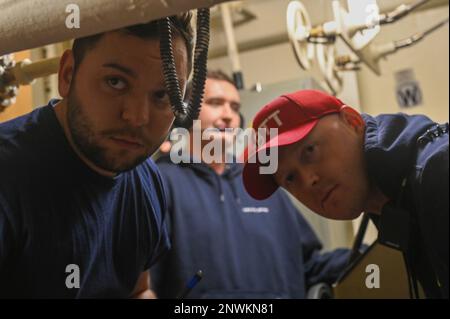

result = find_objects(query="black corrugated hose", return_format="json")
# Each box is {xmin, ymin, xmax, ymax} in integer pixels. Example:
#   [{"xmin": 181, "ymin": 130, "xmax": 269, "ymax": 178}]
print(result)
[{"xmin": 159, "ymin": 8, "xmax": 210, "ymax": 129}]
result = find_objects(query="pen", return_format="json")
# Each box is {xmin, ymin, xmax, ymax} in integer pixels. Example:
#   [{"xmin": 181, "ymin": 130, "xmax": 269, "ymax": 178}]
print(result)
[{"xmin": 177, "ymin": 270, "xmax": 203, "ymax": 299}]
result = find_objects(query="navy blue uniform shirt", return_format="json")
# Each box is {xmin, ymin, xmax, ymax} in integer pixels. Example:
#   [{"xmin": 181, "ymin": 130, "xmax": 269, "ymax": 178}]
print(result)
[
  {"xmin": 0, "ymin": 100, "xmax": 170, "ymax": 298},
  {"xmin": 363, "ymin": 113, "xmax": 448, "ymax": 298}
]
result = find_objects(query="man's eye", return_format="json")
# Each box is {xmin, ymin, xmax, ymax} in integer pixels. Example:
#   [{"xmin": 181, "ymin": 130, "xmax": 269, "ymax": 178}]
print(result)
[
  {"xmin": 299, "ymin": 144, "xmax": 317, "ymax": 164},
  {"xmin": 207, "ymin": 99, "xmax": 223, "ymax": 107},
  {"xmin": 153, "ymin": 90, "xmax": 171, "ymax": 109},
  {"xmin": 286, "ymin": 173, "xmax": 295, "ymax": 184},
  {"xmin": 302, "ymin": 144, "xmax": 316, "ymax": 159},
  {"xmin": 231, "ymin": 103, "xmax": 241, "ymax": 113},
  {"xmin": 154, "ymin": 90, "xmax": 168, "ymax": 101},
  {"xmin": 107, "ymin": 78, "xmax": 127, "ymax": 90}
]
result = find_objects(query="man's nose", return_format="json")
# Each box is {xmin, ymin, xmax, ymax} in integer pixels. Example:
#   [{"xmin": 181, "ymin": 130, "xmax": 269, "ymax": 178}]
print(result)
[
  {"xmin": 221, "ymin": 102, "xmax": 234, "ymax": 122},
  {"xmin": 121, "ymin": 96, "xmax": 150, "ymax": 127},
  {"xmin": 297, "ymin": 166, "xmax": 320, "ymax": 189}
]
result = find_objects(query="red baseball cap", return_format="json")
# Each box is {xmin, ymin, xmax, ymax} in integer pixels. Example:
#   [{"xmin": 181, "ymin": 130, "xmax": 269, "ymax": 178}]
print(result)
[{"xmin": 242, "ymin": 89, "xmax": 348, "ymax": 200}]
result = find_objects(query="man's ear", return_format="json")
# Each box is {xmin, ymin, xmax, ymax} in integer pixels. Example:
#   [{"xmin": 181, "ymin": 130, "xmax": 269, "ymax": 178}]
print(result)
[
  {"xmin": 339, "ymin": 105, "xmax": 365, "ymax": 135},
  {"xmin": 58, "ymin": 50, "xmax": 75, "ymax": 98}
]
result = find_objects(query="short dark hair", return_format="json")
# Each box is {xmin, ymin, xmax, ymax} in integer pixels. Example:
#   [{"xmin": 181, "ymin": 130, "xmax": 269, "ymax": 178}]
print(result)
[
  {"xmin": 72, "ymin": 13, "xmax": 193, "ymax": 73},
  {"xmin": 206, "ymin": 69, "xmax": 237, "ymax": 89},
  {"xmin": 183, "ymin": 69, "xmax": 238, "ymax": 103}
]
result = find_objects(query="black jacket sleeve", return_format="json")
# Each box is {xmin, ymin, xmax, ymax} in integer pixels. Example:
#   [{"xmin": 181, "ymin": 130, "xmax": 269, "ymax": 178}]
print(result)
[{"xmin": 415, "ymin": 141, "xmax": 449, "ymax": 298}]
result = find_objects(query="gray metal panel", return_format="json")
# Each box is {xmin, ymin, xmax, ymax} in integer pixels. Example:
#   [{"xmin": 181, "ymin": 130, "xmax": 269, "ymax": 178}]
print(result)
[{"xmin": 239, "ymin": 76, "xmax": 324, "ymax": 123}]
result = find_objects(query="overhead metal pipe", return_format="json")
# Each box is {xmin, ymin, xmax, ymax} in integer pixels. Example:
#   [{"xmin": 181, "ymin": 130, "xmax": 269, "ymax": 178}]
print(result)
[{"xmin": 0, "ymin": 0, "xmax": 232, "ymax": 56}]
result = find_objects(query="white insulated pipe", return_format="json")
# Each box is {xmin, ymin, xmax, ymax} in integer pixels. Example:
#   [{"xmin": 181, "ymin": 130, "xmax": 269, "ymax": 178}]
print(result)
[
  {"xmin": 0, "ymin": 0, "xmax": 232, "ymax": 56},
  {"xmin": 11, "ymin": 57, "xmax": 60, "ymax": 85},
  {"xmin": 220, "ymin": 3, "xmax": 242, "ymax": 74}
]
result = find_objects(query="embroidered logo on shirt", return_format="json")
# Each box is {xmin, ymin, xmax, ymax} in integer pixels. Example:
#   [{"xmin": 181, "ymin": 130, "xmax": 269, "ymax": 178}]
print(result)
[{"xmin": 242, "ymin": 207, "xmax": 270, "ymax": 214}]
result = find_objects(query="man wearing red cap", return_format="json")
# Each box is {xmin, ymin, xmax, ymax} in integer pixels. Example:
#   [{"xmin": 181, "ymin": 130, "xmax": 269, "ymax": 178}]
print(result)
[
  {"xmin": 243, "ymin": 90, "xmax": 448, "ymax": 299},
  {"xmin": 151, "ymin": 74, "xmax": 352, "ymax": 299}
]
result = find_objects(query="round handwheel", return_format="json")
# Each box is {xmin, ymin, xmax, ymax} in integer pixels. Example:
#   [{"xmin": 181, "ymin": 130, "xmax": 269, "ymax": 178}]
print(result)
[
  {"xmin": 316, "ymin": 43, "xmax": 343, "ymax": 95},
  {"xmin": 0, "ymin": 54, "xmax": 18, "ymax": 111},
  {"xmin": 287, "ymin": 1, "xmax": 314, "ymax": 70}
]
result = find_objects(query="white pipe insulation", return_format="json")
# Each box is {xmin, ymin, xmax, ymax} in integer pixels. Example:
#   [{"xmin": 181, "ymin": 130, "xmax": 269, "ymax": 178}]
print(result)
[
  {"xmin": 220, "ymin": 3, "xmax": 242, "ymax": 75},
  {"xmin": 0, "ymin": 0, "xmax": 232, "ymax": 56}
]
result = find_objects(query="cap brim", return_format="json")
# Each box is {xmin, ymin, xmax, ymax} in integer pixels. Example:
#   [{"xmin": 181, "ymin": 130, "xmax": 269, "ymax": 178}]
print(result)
[{"xmin": 242, "ymin": 120, "xmax": 319, "ymax": 200}]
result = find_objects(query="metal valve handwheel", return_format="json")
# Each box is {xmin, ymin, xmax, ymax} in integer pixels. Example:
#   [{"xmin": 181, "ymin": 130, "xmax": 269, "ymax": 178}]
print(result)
[
  {"xmin": 315, "ymin": 43, "xmax": 343, "ymax": 95},
  {"xmin": 0, "ymin": 54, "xmax": 19, "ymax": 111},
  {"xmin": 287, "ymin": 1, "xmax": 315, "ymax": 70}
]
